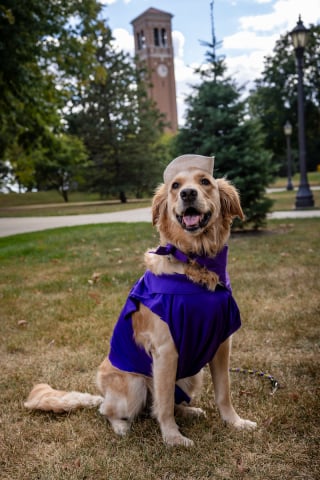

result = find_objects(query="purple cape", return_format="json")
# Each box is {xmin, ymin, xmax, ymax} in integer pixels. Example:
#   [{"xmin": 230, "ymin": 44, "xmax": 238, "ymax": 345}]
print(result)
[{"xmin": 109, "ymin": 248, "xmax": 241, "ymax": 402}]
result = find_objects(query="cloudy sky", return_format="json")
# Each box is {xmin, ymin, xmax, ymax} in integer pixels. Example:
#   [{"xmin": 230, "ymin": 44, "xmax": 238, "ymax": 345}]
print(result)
[{"xmin": 100, "ymin": 0, "xmax": 320, "ymax": 125}]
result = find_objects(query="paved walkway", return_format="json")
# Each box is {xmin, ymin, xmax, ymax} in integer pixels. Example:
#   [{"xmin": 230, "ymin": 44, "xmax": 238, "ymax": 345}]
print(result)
[
  {"xmin": 0, "ymin": 207, "xmax": 320, "ymax": 238},
  {"xmin": 266, "ymin": 186, "xmax": 320, "ymax": 193}
]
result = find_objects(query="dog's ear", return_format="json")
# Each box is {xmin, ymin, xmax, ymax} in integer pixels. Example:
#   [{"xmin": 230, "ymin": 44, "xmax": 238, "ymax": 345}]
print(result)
[
  {"xmin": 152, "ymin": 183, "xmax": 168, "ymax": 226},
  {"xmin": 217, "ymin": 178, "xmax": 245, "ymax": 220}
]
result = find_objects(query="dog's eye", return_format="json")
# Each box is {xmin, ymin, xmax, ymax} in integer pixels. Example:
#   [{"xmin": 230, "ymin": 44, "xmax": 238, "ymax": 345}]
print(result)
[
  {"xmin": 200, "ymin": 178, "xmax": 211, "ymax": 186},
  {"xmin": 172, "ymin": 182, "xmax": 180, "ymax": 190}
]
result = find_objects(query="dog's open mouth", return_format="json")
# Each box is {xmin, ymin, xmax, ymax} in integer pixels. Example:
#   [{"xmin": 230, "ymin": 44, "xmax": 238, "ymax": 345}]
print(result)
[{"xmin": 176, "ymin": 208, "xmax": 212, "ymax": 232}]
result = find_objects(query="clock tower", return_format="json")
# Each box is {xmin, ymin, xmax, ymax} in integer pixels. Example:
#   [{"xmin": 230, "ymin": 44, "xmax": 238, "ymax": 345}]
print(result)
[{"xmin": 131, "ymin": 8, "xmax": 178, "ymax": 132}]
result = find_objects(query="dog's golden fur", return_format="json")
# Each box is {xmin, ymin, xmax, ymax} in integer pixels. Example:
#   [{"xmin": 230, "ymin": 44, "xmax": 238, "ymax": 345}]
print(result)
[
  {"xmin": 146, "ymin": 171, "xmax": 244, "ymax": 290},
  {"xmin": 25, "ymin": 167, "xmax": 256, "ymax": 446}
]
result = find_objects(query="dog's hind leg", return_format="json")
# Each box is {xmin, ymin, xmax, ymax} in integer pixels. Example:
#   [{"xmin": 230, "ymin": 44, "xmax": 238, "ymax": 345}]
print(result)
[
  {"xmin": 175, "ymin": 372, "xmax": 206, "ymax": 418},
  {"xmin": 97, "ymin": 358, "xmax": 148, "ymax": 436},
  {"xmin": 209, "ymin": 337, "xmax": 257, "ymax": 430},
  {"xmin": 24, "ymin": 383, "xmax": 103, "ymax": 413}
]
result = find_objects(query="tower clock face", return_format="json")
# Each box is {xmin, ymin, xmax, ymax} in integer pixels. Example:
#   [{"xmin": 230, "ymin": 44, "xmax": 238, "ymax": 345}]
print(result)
[{"xmin": 157, "ymin": 63, "xmax": 168, "ymax": 77}]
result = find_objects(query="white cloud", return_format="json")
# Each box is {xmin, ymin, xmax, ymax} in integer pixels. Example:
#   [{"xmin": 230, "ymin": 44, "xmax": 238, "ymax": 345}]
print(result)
[
  {"xmin": 100, "ymin": 0, "xmax": 132, "ymax": 4},
  {"xmin": 222, "ymin": 28, "xmax": 277, "ymax": 91},
  {"xmin": 225, "ymin": 51, "xmax": 267, "ymax": 89},
  {"xmin": 171, "ymin": 30, "xmax": 202, "ymax": 124},
  {"xmin": 111, "ymin": 27, "xmax": 134, "ymax": 56},
  {"xmin": 222, "ymin": 0, "xmax": 320, "ymax": 94},
  {"xmin": 100, "ymin": 0, "xmax": 117, "ymax": 5},
  {"xmin": 223, "ymin": 31, "xmax": 278, "ymax": 50},
  {"xmin": 239, "ymin": 0, "xmax": 320, "ymax": 32},
  {"xmin": 174, "ymin": 57, "xmax": 199, "ymax": 124},
  {"xmin": 172, "ymin": 30, "xmax": 184, "ymax": 59},
  {"xmin": 172, "ymin": 31, "xmax": 197, "ymax": 83}
]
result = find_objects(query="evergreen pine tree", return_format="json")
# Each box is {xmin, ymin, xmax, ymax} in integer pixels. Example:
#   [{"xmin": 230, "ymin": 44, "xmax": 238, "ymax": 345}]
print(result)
[
  {"xmin": 174, "ymin": 35, "xmax": 275, "ymax": 228},
  {"xmin": 67, "ymin": 27, "xmax": 166, "ymax": 200}
]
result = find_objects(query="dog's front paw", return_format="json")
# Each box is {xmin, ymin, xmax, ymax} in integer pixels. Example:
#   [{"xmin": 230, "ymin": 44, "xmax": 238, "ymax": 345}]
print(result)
[
  {"xmin": 231, "ymin": 418, "xmax": 257, "ymax": 430},
  {"xmin": 185, "ymin": 264, "xmax": 219, "ymax": 291},
  {"xmin": 163, "ymin": 432, "xmax": 194, "ymax": 447},
  {"xmin": 109, "ymin": 418, "xmax": 132, "ymax": 436}
]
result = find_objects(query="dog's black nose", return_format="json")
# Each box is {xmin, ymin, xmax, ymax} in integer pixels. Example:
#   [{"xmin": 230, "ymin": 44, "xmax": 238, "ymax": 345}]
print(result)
[{"xmin": 180, "ymin": 188, "xmax": 198, "ymax": 202}]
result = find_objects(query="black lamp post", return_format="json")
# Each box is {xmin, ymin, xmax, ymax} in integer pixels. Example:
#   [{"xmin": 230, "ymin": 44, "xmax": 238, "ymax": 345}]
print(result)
[
  {"xmin": 290, "ymin": 16, "xmax": 314, "ymax": 208},
  {"xmin": 283, "ymin": 121, "xmax": 294, "ymax": 191}
]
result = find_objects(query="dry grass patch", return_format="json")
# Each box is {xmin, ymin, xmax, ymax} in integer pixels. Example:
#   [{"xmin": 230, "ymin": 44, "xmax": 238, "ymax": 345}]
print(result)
[{"xmin": 0, "ymin": 220, "xmax": 319, "ymax": 479}]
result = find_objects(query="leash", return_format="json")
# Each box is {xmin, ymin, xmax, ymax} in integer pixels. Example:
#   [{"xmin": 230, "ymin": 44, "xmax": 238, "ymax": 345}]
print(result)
[{"xmin": 229, "ymin": 367, "xmax": 280, "ymax": 395}]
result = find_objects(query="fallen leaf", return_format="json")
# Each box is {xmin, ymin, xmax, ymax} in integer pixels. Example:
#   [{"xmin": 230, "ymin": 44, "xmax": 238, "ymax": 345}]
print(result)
[
  {"xmin": 17, "ymin": 320, "xmax": 27, "ymax": 327},
  {"xmin": 236, "ymin": 456, "xmax": 249, "ymax": 474},
  {"xmin": 288, "ymin": 392, "xmax": 299, "ymax": 402},
  {"xmin": 88, "ymin": 292, "xmax": 101, "ymax": 304},
  {"xmin": 88, "ymin": 272, "xmax": 101, "ymax": 284},
  {"xmin": 239, "ymin": 390, "xmax": 255, "ymax": 396},
  {"xmin": 262, "ymin": 416, "xmax": 274, "ymax": 428}
]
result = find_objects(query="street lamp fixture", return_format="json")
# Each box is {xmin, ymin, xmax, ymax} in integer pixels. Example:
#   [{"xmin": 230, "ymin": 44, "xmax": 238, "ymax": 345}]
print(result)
[
  {"xmin": 290, "ymin": 16, "xmax": 314, "ymax": 208},
  {"xmin": 283, "ymin": 121, "xmax": 293, "ymax": 191},
  {"xmin": 290, "ymin": 16, "xmax": 308, "ymax": 50}
]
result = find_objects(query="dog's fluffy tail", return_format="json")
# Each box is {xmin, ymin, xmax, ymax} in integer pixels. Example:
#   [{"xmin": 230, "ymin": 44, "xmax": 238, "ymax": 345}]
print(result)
[{"xmin": 24, "ymin": 383, "xmax": 104, "ymax": 413}]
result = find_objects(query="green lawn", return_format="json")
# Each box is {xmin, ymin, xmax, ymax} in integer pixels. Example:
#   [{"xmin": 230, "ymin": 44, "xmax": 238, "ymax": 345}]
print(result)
[
  {"xmin": 270, "ymin": 171, "xmax": 320, "ymax": 188},
  {"xmin": 269, "ymin": 188, "xmax": 320, "ymax": 211},
  {"xmin": 0, "ymin": 198, "xmax": 151, "ymax": 217},
  {"xmin": 1, "ymin": 172, "xmax": 319, "ymax": 217},
  {"xmin": 0, "ymin": 190, "xmax": 103, "ymax": 207},
  {"xmin": 0, "ymin": 220, "xmax": 319, "ymax": 479}
]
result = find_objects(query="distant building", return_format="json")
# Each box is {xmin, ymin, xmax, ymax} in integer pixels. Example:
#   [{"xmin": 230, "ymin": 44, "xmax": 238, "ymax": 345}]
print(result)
[{"xmin": 131, "ymin": 8, "xmax": 178, "ymax": 133}]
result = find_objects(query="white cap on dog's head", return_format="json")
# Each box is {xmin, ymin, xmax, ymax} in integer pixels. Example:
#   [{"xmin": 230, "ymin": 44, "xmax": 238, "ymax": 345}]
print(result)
[{"xmin": 163, "ymin": 154, "xmax": 215, "ymax": 184}]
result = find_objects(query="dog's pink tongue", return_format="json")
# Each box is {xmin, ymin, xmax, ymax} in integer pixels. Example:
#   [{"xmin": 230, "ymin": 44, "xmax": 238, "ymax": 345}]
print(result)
[{"xmin": 183, "ymin": 214, "xmax": 200, "ymax": 227}]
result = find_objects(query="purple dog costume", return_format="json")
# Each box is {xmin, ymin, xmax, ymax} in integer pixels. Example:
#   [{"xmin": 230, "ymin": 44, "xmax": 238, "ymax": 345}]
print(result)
[{"xmin": 109, "ymin": 245, "xmax": 241, "ymax": 403}]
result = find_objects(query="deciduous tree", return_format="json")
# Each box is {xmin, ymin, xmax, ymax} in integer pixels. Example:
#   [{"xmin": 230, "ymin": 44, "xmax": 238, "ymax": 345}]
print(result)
[
  {"xmin": 0, "ymin": 0, "xmax": 103, "ymax": 190},
  {"xmin": 67, "ymin": 29, "xmax": 166, "ymax": 200},
  {"xmin": 249, "ymin": 24, "xmax": 320, "ymax": 174}
]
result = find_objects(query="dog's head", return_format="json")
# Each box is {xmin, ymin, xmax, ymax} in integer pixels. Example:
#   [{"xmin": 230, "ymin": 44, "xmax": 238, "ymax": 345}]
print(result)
[{"xmin": 152, "ymin": 164, "xmax": 244, "ymax": 256}]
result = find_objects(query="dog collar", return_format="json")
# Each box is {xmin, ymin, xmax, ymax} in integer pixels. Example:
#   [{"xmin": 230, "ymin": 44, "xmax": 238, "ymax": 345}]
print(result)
[{"xmin": 151, "ymin": 243, "xmax": 229, "ymax": 275}]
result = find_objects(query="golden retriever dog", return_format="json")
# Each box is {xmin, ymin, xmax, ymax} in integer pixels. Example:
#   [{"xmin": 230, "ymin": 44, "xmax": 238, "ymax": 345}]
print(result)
[{"xmin": 25, "ymin": 154, "xmax": 257, "ymax": 447}]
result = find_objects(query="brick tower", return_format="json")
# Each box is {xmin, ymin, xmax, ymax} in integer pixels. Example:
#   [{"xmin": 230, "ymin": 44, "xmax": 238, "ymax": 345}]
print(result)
[{"xmin": 131, "ymin": 8, "xmax": 178, "ymax": 132}]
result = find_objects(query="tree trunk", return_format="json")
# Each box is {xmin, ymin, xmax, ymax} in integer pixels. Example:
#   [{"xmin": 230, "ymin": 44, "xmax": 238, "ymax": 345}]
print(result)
[
  {"xmin": 61, "ymin": 189, "xmax": 69, "ymax": 202},
  {"xmin": 119, "ymin": 191, "xmax": 127, "ymax": 203}
]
